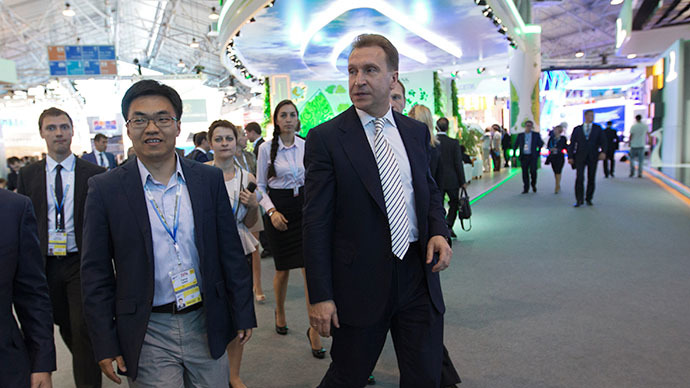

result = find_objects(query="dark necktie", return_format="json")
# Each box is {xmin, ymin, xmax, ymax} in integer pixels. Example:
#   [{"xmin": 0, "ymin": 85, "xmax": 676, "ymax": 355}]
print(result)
[
  {"xmin": 55, "ymin": 164, "xmax": 65, "ymax": 229},
  {"xmin": 99, "ymin": 152, "xmax": 105, "ymax": 167}
]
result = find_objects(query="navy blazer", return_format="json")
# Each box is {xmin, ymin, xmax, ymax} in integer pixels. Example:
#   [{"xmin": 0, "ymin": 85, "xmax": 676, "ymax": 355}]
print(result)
[
  {"xmin": 82, "ymin": 151, "xmax": 117, "ymax": 169},
  {"xmin": 303, "ymin": 106, "xmax": 448, "ymax": 327},
  {"xmin": 569, "ymin": 123, "xmax": 606, "ymax": 165},
  {"xmin": 0, "ymin": 190, "xmax": 56, "ymax": 386},
  {"xmin": 81, "ymin": 157, "xmax": 256, "ymax": 380},
  {"xmin": 513, "ymin": 132, "xmax": 544, "ymax": 158},
  {"xmin": 17, "ymin": 157, "xmax": 105, "ymax": 255}
]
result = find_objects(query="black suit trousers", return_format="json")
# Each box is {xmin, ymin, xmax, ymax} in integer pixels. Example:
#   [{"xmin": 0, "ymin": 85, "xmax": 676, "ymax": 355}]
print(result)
[
  {"xmin": 443, "ymin": 187, "xmax": 460, "ymax": 229},
  {"xmin": 575, "ymin": 157, "xmax": 598, "ymax": 202},
  {"xmin": 319, "ymin": 244, "xmax": 443, "ymax": 388},
  {"xmin": 603, "ymin": 152, "xmax": 615, "ymax": 177},
  {"xmin": 46, "ymin": 254, "xmax": 102, "ymax": 388},
  {"xmin": 520, "ymin": 154, "xmax": 538, "ymax": 190}
]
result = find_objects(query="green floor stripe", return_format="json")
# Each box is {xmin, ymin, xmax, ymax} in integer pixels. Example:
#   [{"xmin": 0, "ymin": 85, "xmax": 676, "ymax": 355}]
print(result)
[{"xmin": 469, "ymin": 169, "xmax": 520, "ymax": 205}]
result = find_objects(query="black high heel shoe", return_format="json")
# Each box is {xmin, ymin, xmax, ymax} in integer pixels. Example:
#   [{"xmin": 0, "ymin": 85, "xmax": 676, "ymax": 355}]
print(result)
[
  {"xmin": 275, "ymin": 310, "xmax": 288, "ymax": 335},
  {"xmin": 307, "ymin": 327, "xmax": 326, "ymax": 359}
]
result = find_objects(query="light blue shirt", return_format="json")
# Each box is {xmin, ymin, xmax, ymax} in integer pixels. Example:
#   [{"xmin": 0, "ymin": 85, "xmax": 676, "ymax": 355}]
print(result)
[
  {"xmin": 137, "ymin": 156, "xmax": 202, "ymax": 306},
  {"xmin": 523, "ymin": 132, "xmax": 532, "ymax": 155},
  {"xmin": 256, "ymin": 136, "xmax": 305, "ymax": 210},
  {"xmin": 356, "ymin": 106, "xmax": 419, "ymax": 242}
]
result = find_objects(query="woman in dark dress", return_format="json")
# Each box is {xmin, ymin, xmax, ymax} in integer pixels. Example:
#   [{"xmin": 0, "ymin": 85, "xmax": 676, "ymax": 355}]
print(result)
[
  {"xmin": 256, "ymin": 100, "xmax": 326, "ymax": 358},
  {"xmin": 547, "ymin": 125, "xmax": 568, "ymax": 193}
]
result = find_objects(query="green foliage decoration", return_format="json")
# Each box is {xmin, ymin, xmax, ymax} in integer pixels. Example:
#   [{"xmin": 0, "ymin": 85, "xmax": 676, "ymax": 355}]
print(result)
[
  {"xmin": 451, "ymin": 78, "xmax": 459, "ymax": 119},
  {"xmin": 460, "ymin": 126, "xmax": 482, "ymax": 157},
  {"xmin": 262, "ymin": 77, "xmax": 271, "ymax": 130},
  {"xmin": 299, "ymin": 91, "xmax": 334, "ymax": 136},
  {"xmin": 433, "ymin": 71, "xmax": 444, "ymax": 116}
]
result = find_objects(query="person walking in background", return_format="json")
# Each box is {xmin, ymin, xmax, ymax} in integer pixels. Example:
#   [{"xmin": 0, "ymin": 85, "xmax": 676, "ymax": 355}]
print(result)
[
  {"xmin": 568, "ymin": 110, "xmax": 607, "ymax": 207},
  {"xmin": 501, "ymin": 128, "xmax": 512, "ymax": 167},
  {"xmin": 304, "ymin": 33, "xmax": 452, "ymax": 388},
  {"xmin": 490, "ymin": 124, "xmax": 502, "ymax": 171},
  {"xmin": 235, "ymin": 127, "xmax": 257, "ymax": 174},
  {"xmin": 256, "ymin": 99, "xmax": 326, "ymax": 358},
  {"xmin": 408, "ymin": 104, "xmax": 442, "ymax": 186},
  {"xmin": 186, "ymin": 131, "xmax": 213, "ymax": 163},
  {"xmin": 628, "ymin": 115, "xmax": 648, "ymax": 178},
  {"xmin": 206, "ymin": 119, "xmax": 261, "ymax": 388},
  {"xmin": 602, "ymin": 121, "xmax": 619, "ymax": 178},
  {"xmin": 513, "ymin": 120, "xmax": 544, "ymax": 194},
  {"xmin": 17, "ymin": 107, "xmax": 105, "ymax": 388},
  {"xmin": 81, "ymin": 80, "xmax": 255, "ymax": 386},
  {"xmin": 245, "ymin": 122, "xmax": 265, "ymax": 158},
  {"xmin": 6, "ymin": 156, "xmax": 22, "ymax": 191},
  {"xmin": 546, "ymin": 125, "xmax": 568, "ymax": 193},
  {"xmin": 481, "ymin": 128, "xmax": 492, "ymax": 173},
  {"xmin": 82, "ymin": 133, "xmax": 117, "ymax": 169},
  {"xmin": 436, "ymin": 117, "xmax": 467, "ymax": 239},
  {"xmin": 0, "ymin": 189, "xmax": 56, "ymax": 388}
]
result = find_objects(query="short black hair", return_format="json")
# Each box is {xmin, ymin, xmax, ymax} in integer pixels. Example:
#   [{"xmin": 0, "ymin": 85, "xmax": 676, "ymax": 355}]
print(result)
[
  {"xmin": 121, "ymin": 80, "xmax": 183, "ymax": 120},
  {"xmin": 350, "ymin": 34, "xmax": 399, "ymax": 71},
  {"xmin": 7, "ymin": 156, "xmax": 20, "ymax": 165},
  {"xmin": 584, "ymin": 109, "xmax": 594, "ymax": 116},
  {"xmin": 436, "ymin": 117, "xmax": 449, "ymax": 132},
  {"xmin": 94, "ymin": 133, "xmax": 108, "ymax": 142},
  {"xmin": 245, "ymin": 121, "xmax": 262, "ymax": 135},
  {"xmin": 525, "ymin": 120, "xmax": 534, "ymax": 125},
  {"xmin": 193, "ymin": 131, "xmax": 208, "ymax": 146},
  {"xmin": 635, "ymin": 114, "xmax": 642, "ymax": 121},
  {"xmin": 38, "ymin": 107, "xmax": 73, "ymax": 131}
]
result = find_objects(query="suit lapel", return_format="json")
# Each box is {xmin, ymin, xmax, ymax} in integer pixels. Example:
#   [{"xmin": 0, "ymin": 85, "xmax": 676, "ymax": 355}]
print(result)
[
  {"xmin": 180, "ymin": 158, "xmax": 205, "ymax": 263},
  {"xmin": 337, "ymin": 106, "xmax": 386, "ymax": 214},
  {"xmin": 120, "ymin": 158, "xmax": 154, "ymax": 265}
]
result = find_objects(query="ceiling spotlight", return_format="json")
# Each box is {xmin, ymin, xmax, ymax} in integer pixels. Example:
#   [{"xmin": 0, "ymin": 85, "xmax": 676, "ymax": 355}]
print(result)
[
  {"xmin": 209, "ymin": 6, "xmax": 219, "ymax": 20},
  {"xmin": 627, "ymin": 54, "xmax": 637, "ymax": 59},
  {"xmin": 498, "ymin": 26, "xmax": 507, "ymax": 34},
  {"xmin": 62, "ymin": 3, "xmax": 75, "ymax": 17},
  {"xmin": 247, "ymin": 17, "xmax": 256, "ymax": 24},
  {"xmin": 474, "ymin": 0, "xmax": 487, "ymax": 5},
  {"xmin": 177, "ymin": 59, "xmax": 185, "ymax": 68},
  {"xmin": 235, "ymin": 30, "xmax": 241, "ymax": 37},
  {"xmin": 509, "ymin": 42, "xmax": 517, "ymax": 49},
  {"xmin": 610, "ymin": 0, "xmax": 624, "ymax": 4},
  {"xmin": 575, "ymin": 51, "xmax": 585, "ymax": 58},
  {"xmin": 189, "ymin": 38, "xmax": 199, "ymax": 48},
  {"xmin": 477, "ymin": 67, "xmax": 486, "ymax": 74},
  {"xmin": 482, "ymin": 7, "xmax": 493, "ymax": 17}
]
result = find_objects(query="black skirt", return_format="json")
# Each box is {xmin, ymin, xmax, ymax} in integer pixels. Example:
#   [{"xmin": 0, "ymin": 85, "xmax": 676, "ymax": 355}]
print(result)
[
  {"xmin": 264, "ymin": 187, "xmax": 304, "ymax": 271},
  {"xmin": 550, "ymin": 154, "xmax": 565, "ymax": 174}
]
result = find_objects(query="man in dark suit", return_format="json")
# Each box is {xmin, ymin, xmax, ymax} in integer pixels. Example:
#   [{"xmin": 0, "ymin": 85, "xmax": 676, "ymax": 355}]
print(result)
[
  {"xmin": 0, "ymin": 189, "xmax": 56, "ymax": 388},
  {"xmin": 6, "ymin": 156, "xmax": 21, "ymax": 191},
  {"xmin": 436, "ymin": 117, "xmax": 467, "ymax": 238},
  {"xmin": 82, "ymin": 133, "xmax": 117, "ymax": 169},
  {"xmin": 185, "ymin": 131, "xmax": 213, "ymax": 163},
  {"xmin": 569, "ymin": 110, "xmax": 607, "ymax": 207},
  {"xmin": 602, "ymin": 121, "xmax": 619, "ymax": 178},
  {"xmin": 245, "ymin": 122, "xmax": 264, "ymax": 158},
  {"xmin": 513, "ymin": 120, "xmax": 544, "ymax": 193},
  {"xmin": 17, "ymin": 107, "xmax": 105, "ymax": 388},
  {"xmin": 304, "ymin": 34, "xmax": 452, "ymax": 388},
  {"xmin": 81, "ymin": 80, "xmax": 255, "ymax": 386}
]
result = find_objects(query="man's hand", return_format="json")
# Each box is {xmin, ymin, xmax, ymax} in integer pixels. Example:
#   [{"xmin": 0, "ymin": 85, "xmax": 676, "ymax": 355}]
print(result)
[
  {"xmin": 99, "ymin": 356, "xmax": 127, "ymax": 384},
  {"xmin": 237, "ymin": 328, "xmax": 253, "ymax": 346},
  {"xmin": 309, "ymin": 300, "xmax": 339, "ymax": 337},
  {"xmin": 426, "ymin": 235, "xmax": 452, "ymax": 272},
  {"xmin": 270, "ymin": 211, "xmax": 288, "ymax": 231},
  {"xmin": 598, "ymin": 152, "xmax": 606, "ymax": 161},
  {"xmin": 568, "ymin": 158, "xmax": 574, "ymax": 165},
  {"xmin": 30, "ymin": 372, "xmax": 52, "ymax": 388}
]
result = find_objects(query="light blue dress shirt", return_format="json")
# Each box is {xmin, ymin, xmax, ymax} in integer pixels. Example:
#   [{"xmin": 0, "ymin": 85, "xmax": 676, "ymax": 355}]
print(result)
[
  {"xmin": 45, "ymin": 154, "xmax": 78, "ymax": 252},
  {"xmin": 524, "ymin": 132, "xmax": 533, "ymax": 155},
  {"xmin": 137, "ymin": 156, "xmax": 202, "ymax": 306},
  {"xmin": 355, "ymin": 106, "xmax": 419, "ymax": 242},
  {"xmin": 256, "ymin": 136, "xmax": 305, "ymax": 210}
]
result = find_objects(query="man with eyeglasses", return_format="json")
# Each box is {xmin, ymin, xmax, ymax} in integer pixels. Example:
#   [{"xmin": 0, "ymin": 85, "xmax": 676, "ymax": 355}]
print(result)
[
  {"xmin": 81, "ymin": 80, "xmax": 255, "ymax": 387},
  {"xmin": 17, "ymin": 107, "xmax": 105, "ymax": 388}
]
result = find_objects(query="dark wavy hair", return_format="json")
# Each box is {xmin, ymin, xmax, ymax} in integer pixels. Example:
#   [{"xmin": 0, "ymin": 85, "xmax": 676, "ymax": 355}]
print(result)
[{"xmin": 268, "ymin": 100, "xmax": 299, "ymax": 179}]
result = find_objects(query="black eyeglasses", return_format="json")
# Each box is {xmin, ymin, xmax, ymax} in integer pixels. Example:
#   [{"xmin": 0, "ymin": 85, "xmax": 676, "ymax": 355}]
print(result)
[{"xmin": 126, "ymin": 116, "xmax": 178, "ymax": 130}]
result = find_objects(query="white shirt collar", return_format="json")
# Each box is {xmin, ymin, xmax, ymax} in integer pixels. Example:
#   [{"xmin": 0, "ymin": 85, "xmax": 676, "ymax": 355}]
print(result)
[
  {"xmin": 46, "ymin": 154, "xmax": 76, "ymax": 173},
  {"xmin": 194, "ymin": 147, "xmax": 207, "ymax": 154},
  {"xmin": 277, "ymin": 136, "xmax": 301, "ymax": 151},
  {"xmin": 355, "ymin": 106, "xmax": 397, "ymax": 130},
  {"xmin": 137, "ymin": 154, "xmax": 187, "ymax": 188}
]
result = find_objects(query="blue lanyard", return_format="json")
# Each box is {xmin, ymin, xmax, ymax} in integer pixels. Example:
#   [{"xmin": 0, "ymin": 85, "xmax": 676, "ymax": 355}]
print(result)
[
  {"xmin": 144, "ymin": 176, "xmax": 183, "ymax": 263},
  {"xmin": 49, "ymin": 182, "xmax": 70, "ymax": 229}
]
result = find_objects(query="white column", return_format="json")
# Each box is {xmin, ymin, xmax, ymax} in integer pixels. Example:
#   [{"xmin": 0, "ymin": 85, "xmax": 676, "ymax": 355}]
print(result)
[{"xmin": 509, "ymin": 30, "xmax": 541, "ymax": 133}]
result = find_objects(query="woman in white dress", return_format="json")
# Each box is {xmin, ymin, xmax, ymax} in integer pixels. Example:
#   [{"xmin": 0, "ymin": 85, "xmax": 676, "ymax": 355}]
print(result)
[{"xmin": 206, "ymin": 119, "xmax": 259, "ymax": 388}]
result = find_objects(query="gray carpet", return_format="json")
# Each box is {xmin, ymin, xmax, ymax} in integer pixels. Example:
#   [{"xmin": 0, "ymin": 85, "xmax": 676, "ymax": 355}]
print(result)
[{"xmin": 55, "ymin": 162, "xmax": 690, "ymax": 387}]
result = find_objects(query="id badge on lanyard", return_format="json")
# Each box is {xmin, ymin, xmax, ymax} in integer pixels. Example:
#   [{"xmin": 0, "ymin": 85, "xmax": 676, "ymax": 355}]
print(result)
[
  {"xmin": 48, "ymin": 181, "xmax": 70, "ymax": 256},
  {"xmin": 145, "ymin": 179, "xmax": 202, "ymax": 311}
]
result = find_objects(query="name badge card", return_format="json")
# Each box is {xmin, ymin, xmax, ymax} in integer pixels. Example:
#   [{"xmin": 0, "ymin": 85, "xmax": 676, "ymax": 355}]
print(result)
[
  {"xmin": 170, "ymin": 268, "xmax": 202, "ymax": 310},
  {"xmin": 48, "ymin": 229, "xmax": 67, "ymax": 256}
]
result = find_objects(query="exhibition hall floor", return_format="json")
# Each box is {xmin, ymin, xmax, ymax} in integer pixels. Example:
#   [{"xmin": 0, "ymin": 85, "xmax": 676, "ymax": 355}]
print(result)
[{"xmin": 54, "ymin": 161, "xmax": 690, "ymax": 388}]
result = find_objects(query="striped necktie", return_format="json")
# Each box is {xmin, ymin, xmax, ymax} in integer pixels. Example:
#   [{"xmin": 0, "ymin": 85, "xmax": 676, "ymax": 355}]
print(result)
[{"xmin": 373, "ymin": 117, "xmax": 409, "ymax": 260}]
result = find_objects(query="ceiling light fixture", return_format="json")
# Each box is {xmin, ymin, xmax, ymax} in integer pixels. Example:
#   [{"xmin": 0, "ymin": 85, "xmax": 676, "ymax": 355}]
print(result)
[
  {"xmin": 610, "ymin": 0, "xmax": 624, "ymax": 5},
  {"xmin": 627, "ymin": 53, "xmax": 637, "ymax": 59},
  {"xmin": 474, "ymin": 0, "xmax": 487, "ymax": 5},
  {"xmin": 177, "ymin": 59, "xmax": 185, "ymax": 68},
  {"xmin": 63, "ymin": 3, "xmax": 75, "ymax": 17},
  {"xmin": 189, "ymin": 38, "xmax": 199, "ymax": 48},
  {"xmin": 209, "ymin": 7, "xmax": 219, "ymax": 20},
  {"xmin": 575, "ymin": 51, "xmax": 585, "ymax": 58},
  {"xmin": 247, "ymin": 17, "xmax": 256, "ymax": 24}
]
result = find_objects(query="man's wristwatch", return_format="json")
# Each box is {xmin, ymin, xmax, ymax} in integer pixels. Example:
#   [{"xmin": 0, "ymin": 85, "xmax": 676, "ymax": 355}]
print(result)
[{"xmin": 267, "ymin": 209, "xmax": 276, "ymax": 217}]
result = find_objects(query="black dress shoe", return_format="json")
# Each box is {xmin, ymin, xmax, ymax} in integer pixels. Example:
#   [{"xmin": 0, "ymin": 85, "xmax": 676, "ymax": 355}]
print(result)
[
  {"xmin": 586, "ymin": 200, "xmax": 593, "ymax": 206},
  {"xmin": 522, "ymin": 189, "xmax": 529, "ymax": 194},
  {"xmin": 275, "ymin": 311, "xmax": 288, "ymax": 335},
  {"xmin": 307, "ymin": 328, "xmax": 326, "ymax": 359},
  {"xmin": 450, "ymin": 230, "xmax": 457, "ymax": 238},
  {"xmin": 367, "ymin": 375, "xmax": 376, "ymax": 385},
  {"xmin": 532, "ymin": 185, "xmax": 537, "ymax": 192},
  {"xmin": 573, "ymin": 202, "xmax": 583, "ymax": 208}
]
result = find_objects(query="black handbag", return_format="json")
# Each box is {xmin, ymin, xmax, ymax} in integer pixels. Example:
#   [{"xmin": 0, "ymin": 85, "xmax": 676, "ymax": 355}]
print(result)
[{"xmin": 457, "ymin": 187, "xmax": 472, "ymax": 231}]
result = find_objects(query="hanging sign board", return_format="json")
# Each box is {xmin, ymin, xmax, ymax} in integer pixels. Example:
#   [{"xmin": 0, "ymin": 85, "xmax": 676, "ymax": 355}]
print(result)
[{"xmin": 48, "ymin": 45, "xmax": 117, "ymax": 76}]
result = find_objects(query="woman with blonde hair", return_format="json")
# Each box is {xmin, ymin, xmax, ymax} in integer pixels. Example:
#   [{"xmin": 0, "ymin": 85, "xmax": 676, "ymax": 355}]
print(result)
[{"xmin": 408, "ymin": 104, "xmax": 442, "ymax": 185}]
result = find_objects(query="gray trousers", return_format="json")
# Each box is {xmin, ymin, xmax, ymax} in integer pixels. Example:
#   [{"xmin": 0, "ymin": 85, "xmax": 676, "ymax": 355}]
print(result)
[
  {"xmin": 629, "ymin": 147, "xmax": 644, "ymax": 177},
  {"xmin": 128, "ymin": 309, "xmax": 229, "ymax": 388}
]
